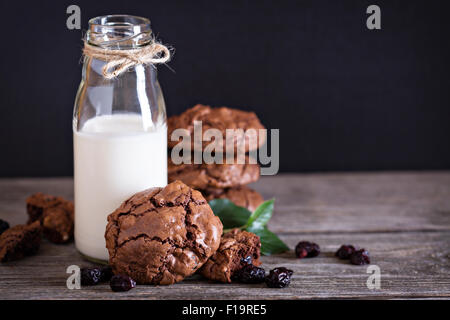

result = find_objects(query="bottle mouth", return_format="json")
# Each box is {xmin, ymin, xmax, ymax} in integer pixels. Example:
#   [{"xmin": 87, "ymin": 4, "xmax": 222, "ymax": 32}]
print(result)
[{"xmin": 87, "ymin": 15, "xmax": 152, "ymax": 49}]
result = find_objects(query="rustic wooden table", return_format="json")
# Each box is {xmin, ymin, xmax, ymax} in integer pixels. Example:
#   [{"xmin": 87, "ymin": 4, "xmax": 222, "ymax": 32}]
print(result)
[{"xmin": 0, "ymin": 173, "xmax": 449, "ymax": 299}]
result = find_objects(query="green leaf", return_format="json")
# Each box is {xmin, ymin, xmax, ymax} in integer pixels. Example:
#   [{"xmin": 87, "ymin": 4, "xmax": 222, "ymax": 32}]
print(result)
[
  {"xmin": 209, "ymin": 198, "xmax": 289, "ymax": 256},
  {"xmin": 208, "ymin": 199, "xmax": 252, "ymax": 229},
  {"xmin": 245, "ymin": 199, "xmax": 274, "ymax": 230},
  {"xmin": 247, "ymin": 226, "xmax": 289, "ymax": 256}
]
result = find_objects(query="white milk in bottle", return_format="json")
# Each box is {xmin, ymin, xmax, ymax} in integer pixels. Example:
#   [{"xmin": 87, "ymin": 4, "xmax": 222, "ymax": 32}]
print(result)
[
  {"xmin": 73, "ymin": 115, "xmax": 167, "ymax": 261},
  {"xmin": 73, "ymin": 15, "xmax": 170, "ymax": 261}
]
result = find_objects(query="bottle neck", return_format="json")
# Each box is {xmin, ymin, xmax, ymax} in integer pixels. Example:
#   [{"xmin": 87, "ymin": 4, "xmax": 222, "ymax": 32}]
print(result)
[{"xmin": 86, "ymin": 15, "xmax": 152, "ymax": 50}]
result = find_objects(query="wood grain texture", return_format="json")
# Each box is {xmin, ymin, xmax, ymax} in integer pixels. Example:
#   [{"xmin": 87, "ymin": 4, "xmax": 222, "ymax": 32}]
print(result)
[{"xmin": 0, "ymin": 173, "xmax": 449, "ymax": 299}]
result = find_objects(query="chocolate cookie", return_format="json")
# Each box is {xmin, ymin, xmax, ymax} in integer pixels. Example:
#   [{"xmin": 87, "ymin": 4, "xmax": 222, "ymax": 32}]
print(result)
[
  {"xmin": 168, "ymin": 157, "xmax": 260, "ymax": 190},
  {"xmin": 202, "ymin": 186, "xmax": 264, "ymax": 212},
  {"xmin": 168, "ymin": 104, "xmax": 266, "ymax": 152},
  {"xmin": 200, "ymin": 229, "xmax": 261, "ymax": 283},
  {"xmin": 105, "ymin": 180, "xmax": 223, "ymax": 285},
  {"xmin": 0, "ymin": 221, "xmax": 42, "ymax": 262},
  {"xmin": 26, "ymin": 193, "xmax": 74, "ymax": 244}
]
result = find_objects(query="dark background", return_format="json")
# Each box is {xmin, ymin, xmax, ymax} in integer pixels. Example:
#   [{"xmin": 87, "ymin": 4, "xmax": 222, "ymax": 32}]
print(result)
[{"xmin": 1, "ymin": 0, "xmax": 449, "ymax": 176}]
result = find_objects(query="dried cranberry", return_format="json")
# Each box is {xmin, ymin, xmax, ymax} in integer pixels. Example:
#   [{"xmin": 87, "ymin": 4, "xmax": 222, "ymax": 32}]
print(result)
[
  {"xmin": 350, "ymin": 249, "xmax": 370, "ymax": 265},
  {"xmin": 100, "ymin": 266, "xmax": 114, "ymax": 282},
  {"xmin": 0, "ymin": 219, "xmax": 10, "ymax": 236},
  {"xmin": 335, "ymin": 245, "xmax": 356, "ymax": 259},
  {"xmin": 295, "ymin": 241, "xmax": 320, "ymax": 258},
  {"xmin": 110, "ymin": 274, "xmax": 136, "ymax": 292},
  {"xmin": 265, "ymin": 267, "xmax": 293, "ymax": 288},
  {"xmin": 81, "ymin": 268, "xmax": 102, "ymax": 285},
  {"xmin": 241, "ymin": 255, "xmax": 253, "ymax": 265},
  {"xmin": 234, "ymin": 265, "xmax": 266, "ymax": 284}
]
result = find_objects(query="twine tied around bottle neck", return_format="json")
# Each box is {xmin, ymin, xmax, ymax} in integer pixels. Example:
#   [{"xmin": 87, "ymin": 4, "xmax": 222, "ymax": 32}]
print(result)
[{"xmin": 83, "ymin": 41, "xmax": 171, "ymax": 79}]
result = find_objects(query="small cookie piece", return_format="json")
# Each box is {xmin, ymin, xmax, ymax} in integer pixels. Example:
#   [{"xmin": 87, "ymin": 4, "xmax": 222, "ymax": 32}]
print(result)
[
  {"xmin": 200, "ymin": 229, "xmax": 261, "ymax": 283},
  {"xmin": 26, "ymin": 193, "xmax": 74, "ymax": 224},
  {"xmin": 26, "ymin": 193, "xmax": 74, "ymax": 244},
  {"xmin": 105, "ymin": 180, "xmax": 223, "ymax": 285},
  {"xmin": 168, "ymin": 104, "xmax": 266, "ymax": 152},
  {"xmin": 0, "ymin": 221, "xmax": 42, "ymax": 262},
  {"xmin": 202, "ymin": 186, "xmax": 264, "ymax": 212},
  {"xmin": 168, "ymin": 157, "xmax": 260, "ymax": 190}
]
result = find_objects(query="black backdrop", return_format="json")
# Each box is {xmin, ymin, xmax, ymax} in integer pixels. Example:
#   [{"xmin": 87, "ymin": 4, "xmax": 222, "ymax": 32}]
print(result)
[{"xmin": 0, "ymin": 0, "xmax": 449, "ymax": 176}]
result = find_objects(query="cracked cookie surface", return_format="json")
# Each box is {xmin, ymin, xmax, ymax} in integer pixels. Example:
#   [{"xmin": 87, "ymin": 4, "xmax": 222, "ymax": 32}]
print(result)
[
  {"xmin": 105, "ymin": 180, "xmax": 223, "ymax": 285},
  {"xmin": 168, "ymin": 104, "xmax": 266, "ymax": 152},
  {"xmin": 168, "ymin": 157, "xmax": 260, "ymax": 190}
]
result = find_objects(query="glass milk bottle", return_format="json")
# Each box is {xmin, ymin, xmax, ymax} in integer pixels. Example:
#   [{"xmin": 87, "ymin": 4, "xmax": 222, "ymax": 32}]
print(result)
[{"xmin": 73, "ymin": 15, "xmax": 169, "ymax": 262}]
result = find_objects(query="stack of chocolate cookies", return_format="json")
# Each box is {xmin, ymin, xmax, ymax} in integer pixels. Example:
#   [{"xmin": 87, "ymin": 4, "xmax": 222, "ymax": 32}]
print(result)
[{"xmin": 167, "ymin": 104, "xmax": 266, "ymax": 211}]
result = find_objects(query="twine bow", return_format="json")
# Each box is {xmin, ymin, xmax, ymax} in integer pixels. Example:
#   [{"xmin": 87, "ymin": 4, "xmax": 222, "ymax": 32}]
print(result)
[{"xmin": 83, "ymin": 41, "xmax": 171, "ymax": 79}]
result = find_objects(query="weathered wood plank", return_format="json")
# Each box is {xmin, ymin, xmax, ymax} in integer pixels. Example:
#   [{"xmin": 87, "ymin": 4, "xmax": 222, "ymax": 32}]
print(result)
[
  {"xmin": 0, "ymin": 178, "xmax": 74, "ymax": 226},
  {"xmin": 257, "ymin": 172, "xmax": 450, "ymax": 233},
  {"xmin": 0, "ymin": 231, "xmax": 448, "ymax": 299},
  {"xmin": 1, "ymin": 173, "xmax": 449, "ymax": 233},
  {"xmin": 0, "ymin": 173, "xmax": 449, "ymax": 299}
]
